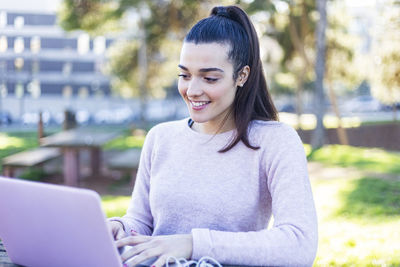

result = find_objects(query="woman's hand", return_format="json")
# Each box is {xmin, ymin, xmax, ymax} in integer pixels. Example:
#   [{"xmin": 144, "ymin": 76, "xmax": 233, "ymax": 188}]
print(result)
[
  {"xmin": 116, "ymin": 232, "xmax": 193, "ymax": 267},
  {"xmin": 108, "ymin": 220, "xmax": 126, "ymax": 240}
]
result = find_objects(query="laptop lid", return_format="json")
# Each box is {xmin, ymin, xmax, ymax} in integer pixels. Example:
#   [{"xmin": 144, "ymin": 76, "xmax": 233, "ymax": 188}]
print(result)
[{"xmin": 0, "ymin": 176, "xmax": 122, "ymax": 267}]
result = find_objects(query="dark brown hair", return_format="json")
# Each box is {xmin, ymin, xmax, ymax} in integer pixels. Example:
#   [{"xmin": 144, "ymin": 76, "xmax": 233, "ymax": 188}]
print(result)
[{"xmin": 185, "ymin": 6, "xmax": 278, "ymax": 152}]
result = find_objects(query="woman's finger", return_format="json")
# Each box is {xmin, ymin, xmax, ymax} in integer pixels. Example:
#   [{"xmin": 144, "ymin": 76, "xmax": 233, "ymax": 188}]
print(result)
[
  {"xmin": 115, "ymin": 228, "xmax": 126, "ymax": 240},
  {"xmin": 149, "ymin": 254, "xmax": 169, "ymax": 267},
  {"xmin": 124, "ymin": 248, "xmax": 159, "ymax": 267},
  {"xmin": 121, "ymin": 242, "xmax": 148, "ymax": 262},
  {"xmin": 115, "ymin": 235, "xmax": 151, "ymax": 248}
]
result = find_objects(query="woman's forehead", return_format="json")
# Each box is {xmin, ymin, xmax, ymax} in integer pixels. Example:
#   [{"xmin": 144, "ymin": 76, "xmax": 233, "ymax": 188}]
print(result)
[{"xmin": 179, "ymin": 42, "xmax": 232, "ymax": 71}]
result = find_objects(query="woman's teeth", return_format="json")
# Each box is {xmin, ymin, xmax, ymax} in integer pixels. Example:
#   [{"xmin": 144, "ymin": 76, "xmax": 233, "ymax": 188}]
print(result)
[{"xmin": 192, "ymin": 101, "xmax": 210, "ymax": 107}]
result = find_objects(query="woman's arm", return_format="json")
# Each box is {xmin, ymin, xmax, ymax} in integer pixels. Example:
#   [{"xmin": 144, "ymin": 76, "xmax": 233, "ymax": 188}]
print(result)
[
  {"xmin": 112, "ymin": 128, "xmax": 157, "ymax": 236},
  {"xmin": 191, "ymin": 127, "xmax": 318, "ymax": 266}
]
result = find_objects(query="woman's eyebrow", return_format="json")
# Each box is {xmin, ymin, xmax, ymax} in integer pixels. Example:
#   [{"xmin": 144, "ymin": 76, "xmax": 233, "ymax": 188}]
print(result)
[{"xmin": 178, "ymin": 64, "xmax": 224, "ymax": 73}]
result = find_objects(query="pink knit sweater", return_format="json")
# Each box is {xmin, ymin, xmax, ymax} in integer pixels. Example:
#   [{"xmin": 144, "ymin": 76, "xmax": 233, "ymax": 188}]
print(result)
[{"xmin": 115, "ymin": 118, "xmax": 318, "ymax": 266}]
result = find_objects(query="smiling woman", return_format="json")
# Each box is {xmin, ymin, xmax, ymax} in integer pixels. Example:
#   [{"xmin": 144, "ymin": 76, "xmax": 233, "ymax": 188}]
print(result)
[
  {"xmin": 107, "ymin": 5, "xmax": 318, "ymax": 267},
  {"xmin": 178, "ymin": 42, "xmax": 242, "ymax": 134}
]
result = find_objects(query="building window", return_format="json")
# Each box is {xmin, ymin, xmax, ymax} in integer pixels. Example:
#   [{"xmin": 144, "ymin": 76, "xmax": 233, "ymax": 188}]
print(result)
[
  {"xmin": 15, "ymin": 83, "xmax": 24, "ymax": 98},
  {"xmin": 94, "ymin": 36, "xmax": 105, "ymax": 54},
  {"xmin": 14, "ymin": 16, "xmax": 24, "ymax": 29},
  {"xmin": 14, "ymin": 37, "xmax": 24, "ymax": 54},
  {"xmin": 0, "ymin": 11, "xmax": 7, "ymax": 28},
  {"xmin": 14, "ymin": 58, "xmax": 24, "ymax": 71},
  {"xmin": 0, "ymin": 36, "xmax": 7, "ymax": 52},
  {"xmin": 27, "ymin": 79, "xmax": 41, "ymax": 98},
  {"xmin": 78, "ymin": 86, "xmax": 89, "ymax": 99},
  {"xmin": 78, "ymin": 33, "xmax": 89, "ymax": 55},
  {"xmin": 31, "ymin": 36, "xmax": 41, "ymax": 54},
  {"xmin": 62, "ymin": 85, "xmax": 73, "ymax": 98},
  {"xmin": 62, "ymin": 62, "xmax": 72, "ymax": 76},
  {"xmin": 94, "ymin": 60, "xmax": 103, "ymax": 73},
  {"xmin": 0, "ymin": 83, "xmax": 7, "ymax": 98},
  {"xmin": 32, "ymin": 60, "xmax": 39, "ymax": 73}
]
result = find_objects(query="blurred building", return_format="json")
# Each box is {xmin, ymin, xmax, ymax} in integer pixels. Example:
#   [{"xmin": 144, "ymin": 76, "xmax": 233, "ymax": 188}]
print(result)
[{"xmin": 0, "ymin": 10, "xmax": 114, "ymax": 99}]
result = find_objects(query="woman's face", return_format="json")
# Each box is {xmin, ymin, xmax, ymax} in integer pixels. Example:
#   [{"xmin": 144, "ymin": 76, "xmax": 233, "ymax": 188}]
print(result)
[{"xmin": 178, "ymin": 42, "xmax": 245, "ymax": 134}]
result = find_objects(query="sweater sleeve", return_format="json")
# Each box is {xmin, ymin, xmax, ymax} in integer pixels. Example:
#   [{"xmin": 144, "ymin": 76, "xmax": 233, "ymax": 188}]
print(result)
[
  {"xmin": 191, "ymin": 126, "xmax": 318, "ymax": 266},
  {"xmin": 112, "ymin": 128, "xmax": 156, "ymax": 236}
]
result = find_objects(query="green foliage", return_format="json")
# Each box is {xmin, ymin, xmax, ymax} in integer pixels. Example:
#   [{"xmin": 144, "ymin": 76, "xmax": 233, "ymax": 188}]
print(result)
[
  {"xmin": 370, "ymin": 0, "xmax": 400, "ymax": 106},
  {"xmin": 18, "ymin": 168, "xmax": 47, "ymax": 181},
  {"xmin": 58, "ymin": 0, "xmax": 121, "ymax": 34},
  {"xmin": 104, "ymin": 134, "xmax": 145, "ymax": 150},
  {"xmin": 58, "ymin": 0, "xmax": 209, "ymax": 98},
  {"xmin": 307, "ymin": 145, "xmax": 400, "ymax": 174},
  {"xmin": 325, "ymin": 1, "xmax": 363, "ymax": 91},
  {"xmin": 107, "ymin": 40, "xmax": 140, "ymax": 97},
  {"xmin": 0, "ymin": 132, "xmax": 39, "ymax": 173},
  {"xmin": 338, "ymin": 177, "xmax": 400, "ymax": 218},
  {"xmin": 101, "ymin": 195, "xmax": 131, "ymax": 217}
]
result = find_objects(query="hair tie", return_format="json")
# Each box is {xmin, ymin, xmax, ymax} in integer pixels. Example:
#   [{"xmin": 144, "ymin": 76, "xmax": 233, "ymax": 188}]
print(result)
[{"xmin": 215, "ymin": 6, "xmax": 230, "ymax": 19}]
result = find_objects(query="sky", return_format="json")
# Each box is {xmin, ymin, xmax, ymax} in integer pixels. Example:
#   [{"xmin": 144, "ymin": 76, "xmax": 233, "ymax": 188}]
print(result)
[{"xmin": 0, "ymin": 0, "xmax": 62, "ymax": 13}]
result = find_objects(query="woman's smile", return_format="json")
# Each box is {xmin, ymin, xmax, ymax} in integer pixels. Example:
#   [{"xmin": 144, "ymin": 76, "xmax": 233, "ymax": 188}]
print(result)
[
  {"xmin": 189, "ymin": 100, "xmax": 212, "ymax": 110},
  {"xmin": 178, "ymin": 42, "xmax": 240, "ymax": 134}
]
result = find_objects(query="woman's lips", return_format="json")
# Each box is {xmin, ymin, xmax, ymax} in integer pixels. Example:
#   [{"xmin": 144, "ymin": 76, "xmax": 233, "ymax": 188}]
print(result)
[{"xmin": 189, "ymin": 100, "xmax": 211, "ymax": 110}]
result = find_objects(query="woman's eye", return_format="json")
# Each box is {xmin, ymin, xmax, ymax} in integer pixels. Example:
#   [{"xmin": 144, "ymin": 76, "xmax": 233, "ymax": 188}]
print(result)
[
  {"xmin": 178, "ymin": 74, "xmax": 189, "ymax": 79},
  {"xmin": 204, "ymin": 77, "xmax": 218, "ymax": 82}
]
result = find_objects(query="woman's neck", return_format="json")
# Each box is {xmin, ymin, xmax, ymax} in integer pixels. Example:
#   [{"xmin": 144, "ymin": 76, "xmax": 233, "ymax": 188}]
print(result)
[{"xmin": 192, "ymin": 118, "xmax": 235, "ymax": 135}]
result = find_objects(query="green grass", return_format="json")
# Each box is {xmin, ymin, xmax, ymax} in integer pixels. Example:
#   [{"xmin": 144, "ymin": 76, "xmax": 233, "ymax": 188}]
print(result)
[
  {"xmin": 101, "ymin": 195, "xmax": 131, "ymax": 218},
  {"xmin": 3, "ymin": 129, "xmax": 400, "ymax": 265},
  {"xmin": 360, "ymin": 120, "xmax": 400, "ymax": 126},
  {"xmin": 99, "ymin": 174, "xmax": 400, "ymax": 266},
  {"xmin": 104, "ymin": 133, "xmax": 145, "ymax": 150},
  {"xmin": 313, "ymin": 176, "xmax": 400, "ymax": 266},
  {"xmin": 0, "ymin": 131, "xmax": 39, "ymax": 173},
  {"xmin": 338, "ymin": 177, "xmax": 400, "ymax": 218},
  {"xmin": 306, "ymin": 144, "xmax": 400, "ymax": 175}
]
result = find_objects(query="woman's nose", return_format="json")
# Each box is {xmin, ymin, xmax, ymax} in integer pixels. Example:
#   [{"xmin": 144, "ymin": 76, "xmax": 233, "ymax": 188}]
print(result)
[{"xmin": 186, "ymin": 79, "xmax": 203, "ymax": 97}]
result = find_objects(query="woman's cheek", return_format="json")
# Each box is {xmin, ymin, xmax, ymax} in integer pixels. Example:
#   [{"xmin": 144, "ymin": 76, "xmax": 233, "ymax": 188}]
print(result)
[{"xmin": 177, "ymin": 81, "xmax": 187, "ymax": 98}]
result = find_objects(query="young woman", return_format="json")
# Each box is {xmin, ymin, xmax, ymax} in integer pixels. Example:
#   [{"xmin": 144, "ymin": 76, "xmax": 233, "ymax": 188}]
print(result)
[{"xmin": 109, "ymin": 5, "xmax": 318, "ymax": 267}]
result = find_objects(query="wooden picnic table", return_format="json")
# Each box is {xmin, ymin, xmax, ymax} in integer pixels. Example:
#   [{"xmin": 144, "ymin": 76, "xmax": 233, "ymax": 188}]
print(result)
[{"xmin": 41, "ymin": 128, "xmax": 120, "ymax": 187}]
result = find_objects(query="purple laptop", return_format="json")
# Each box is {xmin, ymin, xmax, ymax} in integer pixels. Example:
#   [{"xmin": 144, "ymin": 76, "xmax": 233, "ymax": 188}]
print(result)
[{"xmin": 0, "ymin": 176, "xmax": 123, "ymax": 267}]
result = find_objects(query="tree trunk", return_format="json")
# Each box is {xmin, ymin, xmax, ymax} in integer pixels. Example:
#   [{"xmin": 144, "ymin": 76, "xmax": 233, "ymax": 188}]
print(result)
[
  {"xmin": 311, "ymin": 0, "xmax": 327, "ymax": 150},
  {"xmin": 327, "ymin": 81, "xmax": 349, "ymax": 145},
  {"xmin": 138, "ymin": 19, "xmax": 148, "ymax": 126},
  {"xmin": 295, "ymin": 68, "xmax": 307, "ymax": 129}
]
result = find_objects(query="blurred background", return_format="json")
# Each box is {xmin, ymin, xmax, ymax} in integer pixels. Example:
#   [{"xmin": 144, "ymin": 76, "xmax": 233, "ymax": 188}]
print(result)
[{"xmin": 0, "ymin": 0, "xmax": 399, "ymax": 266}]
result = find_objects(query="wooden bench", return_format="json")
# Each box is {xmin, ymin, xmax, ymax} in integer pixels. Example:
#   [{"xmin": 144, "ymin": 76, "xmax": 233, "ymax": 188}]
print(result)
[
  {"xmin": 2, "ymin": 147, "xmax": 61, "ymax": 178},
  {"xmin": 107, "ymin": 148, "xmax": 142, "ymax": 183}
]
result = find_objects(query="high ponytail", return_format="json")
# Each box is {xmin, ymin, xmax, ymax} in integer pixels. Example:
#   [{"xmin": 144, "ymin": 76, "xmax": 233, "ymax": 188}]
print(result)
[{"xmin": 185, "ymin": 5, "xmax": 278, "ymax": 152}]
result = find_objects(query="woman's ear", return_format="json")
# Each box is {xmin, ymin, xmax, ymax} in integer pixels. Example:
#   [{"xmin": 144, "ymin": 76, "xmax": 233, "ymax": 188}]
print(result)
[{"xmin": 236, "ymin": 65, "xmax": 250, "ymax": 87}]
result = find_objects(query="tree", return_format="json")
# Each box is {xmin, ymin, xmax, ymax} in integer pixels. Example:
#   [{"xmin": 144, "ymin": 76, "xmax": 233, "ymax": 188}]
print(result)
[
  {"xmin": 324, "ymin": 0, "xmax": 364, "ymax": 145},
  {"xmin": 58, "ymin": 0, "xmax": 209, "ymax": 123},
  {"xmin": 370, "ymin": 0, "xmax": 400, "ymax": 121},
  {"xmin": 243, "ymin": 0, "xmax": 317, "ymax": 126},
  {"xmin": 311, "ymin": 0, "xmax": 327, "ymax": 149}
]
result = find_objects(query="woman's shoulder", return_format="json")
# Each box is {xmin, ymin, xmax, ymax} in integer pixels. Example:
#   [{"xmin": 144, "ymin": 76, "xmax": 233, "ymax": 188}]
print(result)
[
  {"xmin": 249, "ymin": 120, "xmax": 301, "ymax": 145},
  {"xmin": 146, "ymin": 118, "xmax": 188, "ymax": 139},
  {"xmin": 250, "ymin": 120, "xmax": 296, "ymax": 134}
]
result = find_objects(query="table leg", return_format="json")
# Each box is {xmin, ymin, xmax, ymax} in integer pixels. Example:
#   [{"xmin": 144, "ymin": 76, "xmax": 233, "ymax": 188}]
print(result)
[
  {"xmin": 64, "ymin": 148, "xmax": 80, "ymax": 186},
  {"xmin": 3, "ymin": 166, "xmax": 14, "ymax": 177},
  {"xmin": 90, "ymin": 147, "xmax": 101, "ymax": 177}
]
